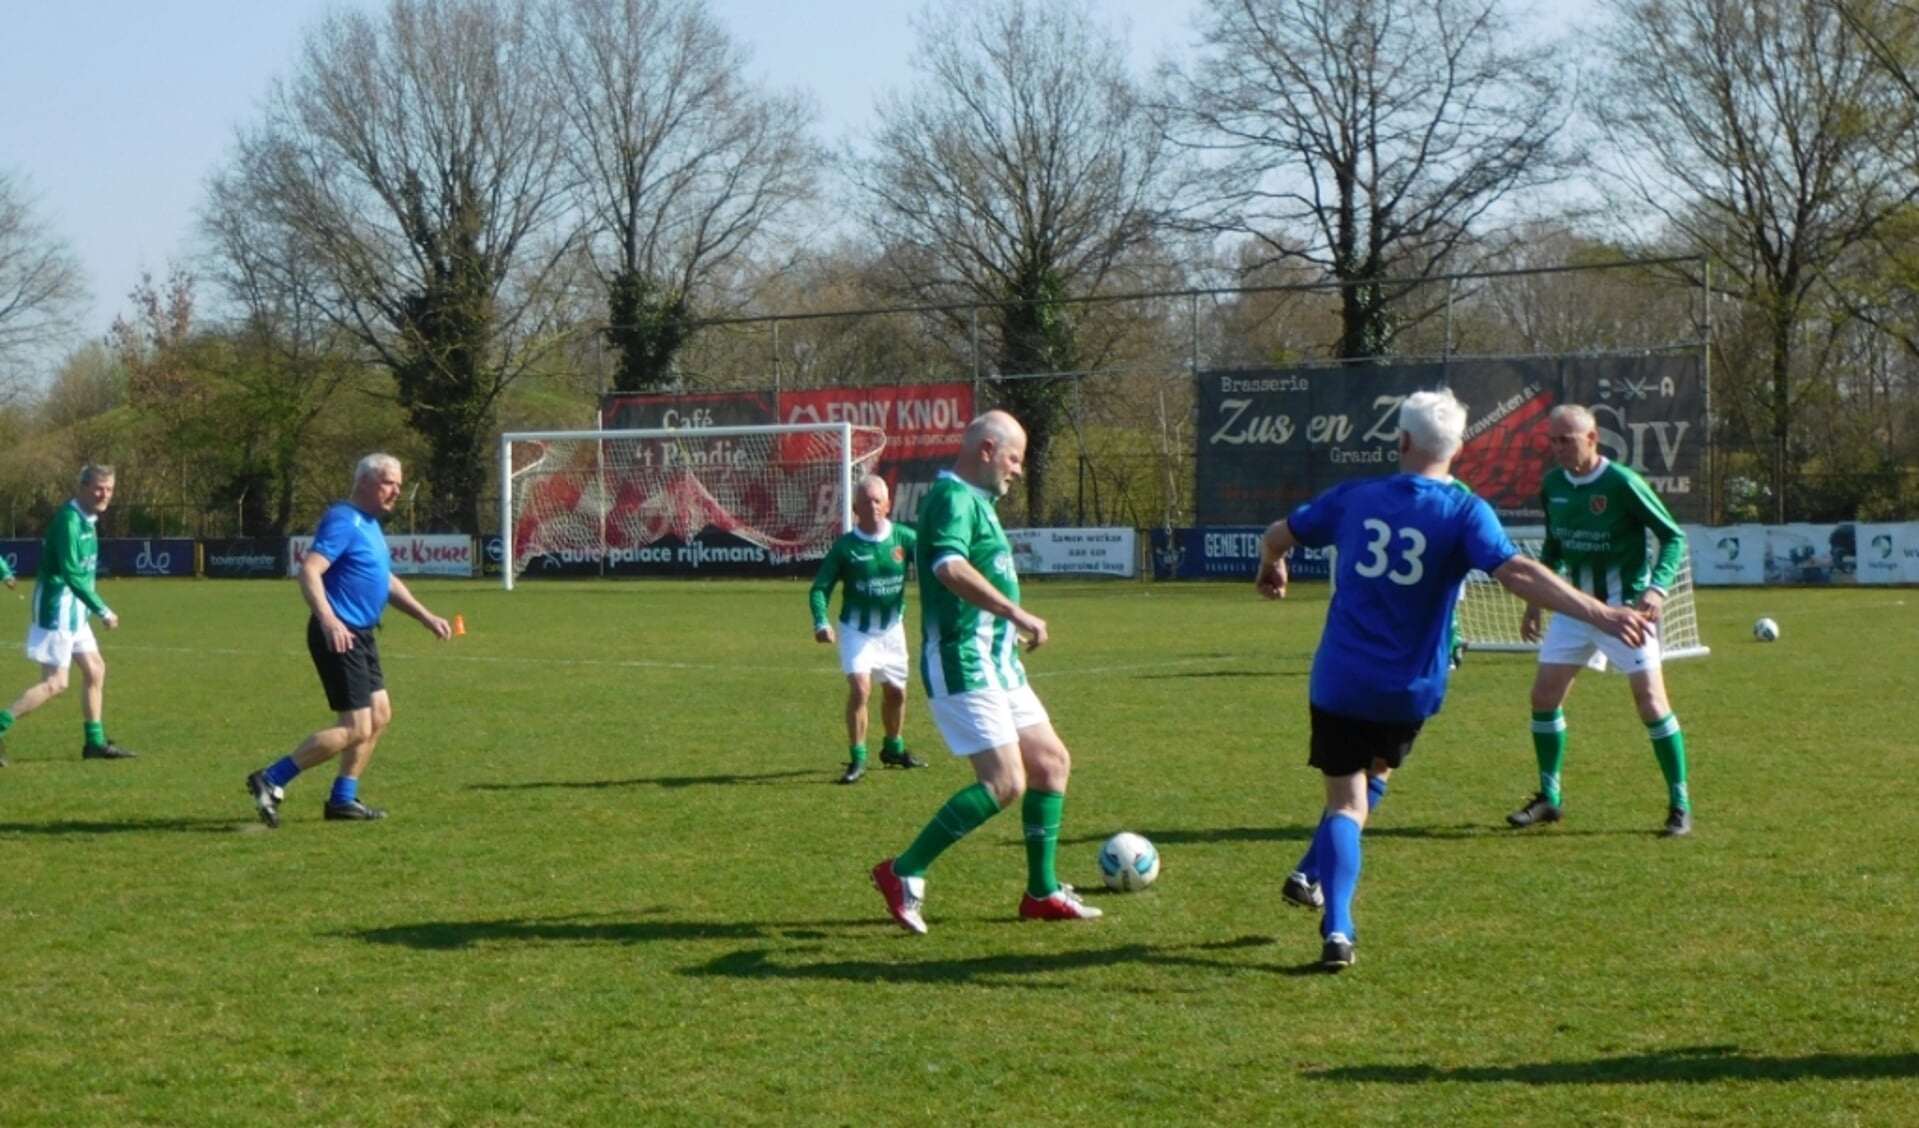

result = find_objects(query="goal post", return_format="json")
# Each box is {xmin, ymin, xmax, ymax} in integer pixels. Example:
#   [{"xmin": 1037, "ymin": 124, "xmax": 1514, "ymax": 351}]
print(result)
[
  {"xmin": 1456, "ymin": 534, "xmax": 1709, "ymax": 662},
  {"xmin": 498, "ymin": 422, "xmax": 886, "ymax": 589}
]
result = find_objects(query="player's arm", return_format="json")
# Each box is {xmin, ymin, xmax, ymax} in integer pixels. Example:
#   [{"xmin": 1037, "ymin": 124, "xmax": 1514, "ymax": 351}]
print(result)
[
  {"xmin": 932, "ymin": 556, "xmax": 1047, "ymax": 649},
  {"xmin": 387, "ymin": 574, "xmax": 452, "ymax": 640},
  {"xmin": 49, "ymin": 510, "xmax": 115, "ymax": 626},
  {"xmin": 0, "ymin": 549, "xmax": 13, "ymax": 589},
  {"xmin": 1520, "ymin": 483, "xmax": 1561, "ymax": 642},
  {"xmin": 1631, "ymin": 478, "xmax": 1688, "ymax": 616},
  {"xmin": 808, "ymin": 543, "xmax": 842, "ymax": 642},
  {"xmin": 298, "ymin": 550, "xmax": 353, "ymax": 652},
  {"xmin": 1255, "ymin": 518, "xmax": 1296, "ymax": 600},
  {"xmin": 1493, "ymin": 555, "xmax": 1648, "ymax": 648}
]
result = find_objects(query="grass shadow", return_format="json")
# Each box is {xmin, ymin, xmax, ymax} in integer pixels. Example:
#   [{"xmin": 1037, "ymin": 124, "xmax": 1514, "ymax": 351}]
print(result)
[
  {"xmin": 0, "ymin": 817, "xmax": 242, "ymax": 836},
  {"xmin": 1307, "ymin": 1045, "xmax": 1919, "ymax": 1084},
  {"xmin": 468, "ymin": 769, "xmax": 817, "ymax": 792},
  {"xmin": 346, "ymin": 912, "xmax": 870, "ymax": 950},
  {"xmin": 683, "ymin": 934, "xmax": 1286, "ymax": 986}
]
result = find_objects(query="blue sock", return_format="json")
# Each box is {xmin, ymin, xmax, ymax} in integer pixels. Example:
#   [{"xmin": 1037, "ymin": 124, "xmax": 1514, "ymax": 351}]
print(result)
[
  {"xmin": 329, "ymin": 776, "xmax": 359, "ymax": 806},
  {"xmin": 263, "ymin": 756, "xmax": 302, "ymax": 789},
  {"xmin": 1298, "ymin": 776, "xmax": 1390, "ymax": 884},
  {"xmin": 1321, "ymin": 813, "xmax": 1364, "ymax": 942},
  {"xmin": 1294, "ymin": 811, "xmax": 1329, "ymax": 883}
]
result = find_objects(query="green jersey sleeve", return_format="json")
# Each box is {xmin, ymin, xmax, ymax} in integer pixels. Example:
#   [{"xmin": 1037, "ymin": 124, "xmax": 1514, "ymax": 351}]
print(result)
[{"xmin": 808, "ymin": 541, "xmax": 845, "ymax": 629}]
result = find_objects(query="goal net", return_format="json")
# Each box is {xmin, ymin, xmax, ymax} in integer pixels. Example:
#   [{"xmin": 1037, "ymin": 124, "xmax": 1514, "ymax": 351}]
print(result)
[
  {"xmin": 1456, "ymin": 534, "xmax": 1709, "ymax": 663},
  {"xmin": 498, "ymin": 423, "xmax": 886, "ymax": 588}
]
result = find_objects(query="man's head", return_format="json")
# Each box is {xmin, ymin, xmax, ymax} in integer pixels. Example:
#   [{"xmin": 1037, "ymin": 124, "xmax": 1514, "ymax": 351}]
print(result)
[
  {"xmin": 351, "ymin": 453, "xmax": 404, "ymax": 518},
  {"xmin": 955, "ymin": 410, "xmax": 1027, "ymax": 498},
  {"xmin": 852, "ymin": 474, "xmax": 891, "ymax": 532},
  {"xmin": 1397, "ymin": 389, "xmax": 1467, "ymax": 465},
  {"xmin": 76, "ymin": 465, "xmax": 116, "ymax": 517},
  {"xmin": 1546, "ymin": 404, "xmax": 1601, "ymax": 474}
]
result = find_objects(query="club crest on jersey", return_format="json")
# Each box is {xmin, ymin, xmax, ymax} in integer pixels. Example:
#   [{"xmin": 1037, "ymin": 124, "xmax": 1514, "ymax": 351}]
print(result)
[
  {"xmin": 892, "ymin": 546, "xmax": 905, "ymax": 562},
  {"xmin": 1590, "ymin": 496, "xmax": 1608, "ymax": 515}
]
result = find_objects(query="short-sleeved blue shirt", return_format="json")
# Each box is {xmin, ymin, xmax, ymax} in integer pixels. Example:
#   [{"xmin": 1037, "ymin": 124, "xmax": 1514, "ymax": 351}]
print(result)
[
  {"xmin": 1287, "ymin": 474, "xmax": 1518, "ymax": 723},
  {"xmin": 310, "ymin": 502, "xmax": 392, "ymax": 630}
]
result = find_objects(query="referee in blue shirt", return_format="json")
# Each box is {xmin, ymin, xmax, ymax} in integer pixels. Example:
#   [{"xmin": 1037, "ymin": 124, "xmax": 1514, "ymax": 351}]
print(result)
[
  {"xmin": 1256, "ymin": 389, "xmax": 1648, "ymax": 971},
  {"xmin": 245, "ymin": 454, "xmax": 452, "ymax": 827}
]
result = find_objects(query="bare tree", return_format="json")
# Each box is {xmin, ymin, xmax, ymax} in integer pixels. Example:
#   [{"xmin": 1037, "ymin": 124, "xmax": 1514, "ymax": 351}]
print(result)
[
  {"xmin": 218, "ymin": 0, "xmax": 573, "ymax": 530},
  {"xmin": 850, "ymin": 0, "xmax": 1183, "ymax": 518},
  {"xmin": 542, "ymin": 0, "xmax": 821, "ymax": 392},
  {"xmin": 1170, "ymin": 0, "xmax": 1576, "ymax": 361},
  {"xmin": 1592, "ymin": 0, "xmax": 1919, "ymax": 521},
  {"xmin": 0, "ymin": 170, "xmax": 88, "ymax": 390}
]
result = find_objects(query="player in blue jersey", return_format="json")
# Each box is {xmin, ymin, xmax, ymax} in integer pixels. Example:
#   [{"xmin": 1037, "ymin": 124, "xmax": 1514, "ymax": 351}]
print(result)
[
  {"xmin": 1255, "ymin": 390, "xmax": 1648, "ymax": 971},
  {"xmin": 244, "ymin": 454, "xmax": 452, "ymax": 827}
]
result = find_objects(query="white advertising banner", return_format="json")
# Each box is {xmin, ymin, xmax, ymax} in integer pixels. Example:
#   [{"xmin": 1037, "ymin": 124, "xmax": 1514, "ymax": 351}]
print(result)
[
  {"xmin": 1685, "ymin": 524, "xmax": 1766, "ymax": 586},
  {"xmin": 1765, "ymin": 523, "xmax": 1843, "ymax": 584},
  {"xmin": 1855, "ymin": 523, "xmax": 1919, "ymax": 584},
  {"xmin": 1007, "ymin": 528, "xmax": 1138, "ymax": 578},
  {"xmin": 289, "ymin": 534, "xmax": 475, "ymax": 577}
]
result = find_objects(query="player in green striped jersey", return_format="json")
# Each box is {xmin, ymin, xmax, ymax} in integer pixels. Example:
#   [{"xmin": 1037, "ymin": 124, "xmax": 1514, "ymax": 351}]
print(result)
[
  {"xmin": 870, "ymin": 411, "xmax": 1101, "ymax": 933},
  {"xmin": 1507, "ymin": 404, "xmax": 1693, "ymax": 837},
  {"xmin": 809, "ymin": 475, "xmax": 925, "ymax": 784},
  {"xmin": 0, "ymin": 465, "xmax": 135, "ymax": 765}
]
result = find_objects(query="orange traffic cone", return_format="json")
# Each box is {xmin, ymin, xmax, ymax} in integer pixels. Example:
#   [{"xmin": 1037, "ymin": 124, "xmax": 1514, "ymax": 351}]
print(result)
[{"xmin": 453, "ymin": 614, "xmax": 466, "ymax": 636}]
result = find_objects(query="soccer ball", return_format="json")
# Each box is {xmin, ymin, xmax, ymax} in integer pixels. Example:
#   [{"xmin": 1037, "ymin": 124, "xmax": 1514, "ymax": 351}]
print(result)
[
  {"xmin": 1753, "ymin": 617, "xmax": 1780, "ymax": 642},
  {"xmin": 1097, "ymin": 832, "xmax": 1160, "ymax": 892}
]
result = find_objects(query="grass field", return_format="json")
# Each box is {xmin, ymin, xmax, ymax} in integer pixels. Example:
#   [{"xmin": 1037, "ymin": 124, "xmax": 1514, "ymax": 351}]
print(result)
[{"xmin": 1, "ymin": 576, "xmax": 1915, "ymax": 1126}]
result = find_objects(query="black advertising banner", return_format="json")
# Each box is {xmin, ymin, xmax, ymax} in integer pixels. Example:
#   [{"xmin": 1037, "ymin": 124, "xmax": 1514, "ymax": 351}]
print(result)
[
  {"xmin": 1148, "ymin": 527, "xmax": 1333, "ymax": 581},
  {"xmin": 1195, "ymin": 357, "xmax": 1706, "ymax": 525},
  {"xmin": 99, "ymin": 539, "xmax": 197, "ymax": 578},
  {"xmin": 202, "ymin": 538, "xmax": 289, "ymax": 579},
  {"xmin": 600, "ymin": 390, "xmax": 778, "ymax": 432}
]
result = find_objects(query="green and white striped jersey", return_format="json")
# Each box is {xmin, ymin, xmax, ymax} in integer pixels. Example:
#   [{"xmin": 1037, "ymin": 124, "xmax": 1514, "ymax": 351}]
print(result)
[
  {"xmin": 34, "ymin": 500, "xmax": 110, "ymax": 631},
  {"xmin": 1538, "ymin": 458, "xmax": 1686, "ymax": 605},
  {"xmin": 809, "ymin": 521, "xmax": 917, "ymax": 633},
  {"xmin": 916, "ymin": 471, "xmax": 1024, "ymax": 698}
]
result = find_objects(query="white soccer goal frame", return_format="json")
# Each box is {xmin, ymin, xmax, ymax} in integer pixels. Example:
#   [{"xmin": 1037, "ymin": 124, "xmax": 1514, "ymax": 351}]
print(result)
[
  {"xmin": 498, "ymin": 422, "xmax": 867, "ymax": 590},
  {"xmin": 1456, "ymin": 534, "xmax": 1710, "ymax": 663}
]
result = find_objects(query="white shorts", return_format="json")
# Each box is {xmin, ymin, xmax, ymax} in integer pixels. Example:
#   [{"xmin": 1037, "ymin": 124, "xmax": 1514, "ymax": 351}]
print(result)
[
  {"xmin": 837, "ymin": 622, "xmax": 909, "ymax": 689},
  {"xmin": 928, "ymin": 684, "xmax": 1050, "ymax": 757},
  {"xmin": 26, "ymin": 622, "xmax": 100, "ymax": 669},
  {"xmin": 1537, "ymin": 612, "xmax": 1661, "ymax": 676}
]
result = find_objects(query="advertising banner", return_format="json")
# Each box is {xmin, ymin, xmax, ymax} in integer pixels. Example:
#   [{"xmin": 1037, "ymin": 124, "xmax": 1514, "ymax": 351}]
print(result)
[
  {"xmin": 1196, "ymin": 356, "xmax": 1707, "ymax": 526},
  {"xmin": 511, "ymin": 529, "xmax": 816, "ymax": 579},
  {"xmin": 1148, "ymin": 527, "xmax": 1332, "ymax": 582},
  {"xmin": 99, "ymin": 538, "xmax": 197, "ymax": 578},
  {"xmin": 0, "ymin": 539, "xmax": 39, "ymax": 580},
  {"xmin": 1854, "ymin": 523, "xmax": 1919, "ymax": 584},
  {"xmin": 290, "ymin": 534, "xmax": 474, "ymax": 577},
  {"xmin": 202, "ymin": 538, "xmax": 288, "ymax": 579},
  {"xmin": 779, "ymin": 383, "xmax": 974, "ymax": 525},
  {"xmin": 1764, "ymin": 523, "xmax": 1846, "ymax": 584},
  {"xmin": 1006, "ymin": 528, "xmax": 1138, "ymax": 578},
  {"xmin": 1684, "ymin": 524, "xmax": 1766, "ymax": 586},
  {"xmin": 600, "ymin": 389, "xmax": 777, "ymax": 432}
]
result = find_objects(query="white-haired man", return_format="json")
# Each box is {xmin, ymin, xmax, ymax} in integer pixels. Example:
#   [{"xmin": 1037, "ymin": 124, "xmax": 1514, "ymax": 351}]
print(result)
[
  {"xmin": 245, "ymin": 454, "xmax": 451, "ymax": 827},
  {"xmin": 1257, "ymin": 389, "xmax": 1649, "ymax": 971}
]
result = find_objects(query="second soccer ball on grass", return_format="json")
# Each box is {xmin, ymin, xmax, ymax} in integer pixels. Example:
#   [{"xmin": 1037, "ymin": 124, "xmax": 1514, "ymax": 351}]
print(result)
[{"xmin": 1098, "ymin": 832, "xmax": 1161, "ymax": 892}]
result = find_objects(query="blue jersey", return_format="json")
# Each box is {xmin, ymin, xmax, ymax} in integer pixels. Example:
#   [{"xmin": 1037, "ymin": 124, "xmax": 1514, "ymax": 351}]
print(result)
[
  {"xmin": 1287, "ymin": 474, "xmax": 1518, "ymax": 723},
  {"xmin": 309, "ymin": 502, "xmax": 392, "ymax": 630}
]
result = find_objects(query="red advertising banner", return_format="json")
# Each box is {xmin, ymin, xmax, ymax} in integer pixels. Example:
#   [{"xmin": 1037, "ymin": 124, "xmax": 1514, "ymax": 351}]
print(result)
[{"xmin": 779, "ymin": 383, "xmax": 974, "ymax": 525}]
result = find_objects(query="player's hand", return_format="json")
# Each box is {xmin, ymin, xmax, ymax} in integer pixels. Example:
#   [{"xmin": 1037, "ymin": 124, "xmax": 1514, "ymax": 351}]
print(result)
[
  {"xmin": 1600, "ymin": 604, "xmax": 1650, "ymax": 648},
  {"xmin": 1519, "ymin": 606, "xmax": 1543, "ymax": 643},
  {"xmin": 322, "ymin": 615, "xmax": 354, "ymax": 653},
  {"xmin": 1015, "ymin": 610, "xmax": 1049, "ymax": 651},
  {"xmin": 424, "ymin": 614, "xmax": 452, "ymax": 641},
  {"xmin": 1255, "ymin": 558, "xmax": 1288, "ymax": 600},
  {"xmin": 1636, "ymin": 590, "xmax": 1666, "ymax": 622},
  {"xmin": 102, "ymin": 612, "xmax": 120, "ymax": 631},
  {"xmin": 815, "ymin": 626, "xmax": 835, "ymax": 644},
  {"xmin": 3, "ymin": 576, "xmax": 13, "ymax": 590}
]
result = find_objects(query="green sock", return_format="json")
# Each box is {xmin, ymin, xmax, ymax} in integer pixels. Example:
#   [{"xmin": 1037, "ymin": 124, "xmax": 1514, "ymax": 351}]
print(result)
[
  {"xmin": 848, "ymin": 743, "xmax": 867, "ymax": 765},
  {"xmin": 84, "ymin": 721, "xmax": 106, "ymax": 747},
  {"xmin": 1531, "ymin": 709, "xmax": 1566, "ymax": 805},
  {"xmin": 896, "ymin": 783, "xmax": 1002, "ymax": 876},
  {"xmin": 1022, "ymin": 790, "xmax": 1065, "ymax": 898},
  {"xmin": 1648, "ymin": 714, "xmax": 1689, "ymax": 811},
  {"xmin": 0, "ymin": 710, "xmax": 13, "ymax": 736},
  {"xmin": 881, "ymin": 735, "xmax": 904, "ymax": 756}
]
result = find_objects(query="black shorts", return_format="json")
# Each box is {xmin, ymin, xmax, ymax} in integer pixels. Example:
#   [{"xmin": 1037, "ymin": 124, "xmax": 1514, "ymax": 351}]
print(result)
[
  {"xmin": 1308, "ymin": 705, "xmax": 1424, "ymax": 778},
  {"xmin": 308, "ymin": 616, "xmax": 384, "ymax": 712}
]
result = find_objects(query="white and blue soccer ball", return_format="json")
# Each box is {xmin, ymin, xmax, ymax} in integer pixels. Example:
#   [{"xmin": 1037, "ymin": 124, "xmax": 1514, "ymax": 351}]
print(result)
[
  {"xmin": 1753, "ymin": 616, "xmax": 1780, "ymax": 642},
  {"xmin": 1098, "ymin": 831, "xmax": 1160, "ymax": 892}
]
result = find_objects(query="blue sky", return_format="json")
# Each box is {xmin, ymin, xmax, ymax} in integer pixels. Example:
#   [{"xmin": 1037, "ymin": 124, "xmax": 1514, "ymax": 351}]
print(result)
[{"xmin": 0, "ymin": 1, "xmax": 1207, "ymax": 346}]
